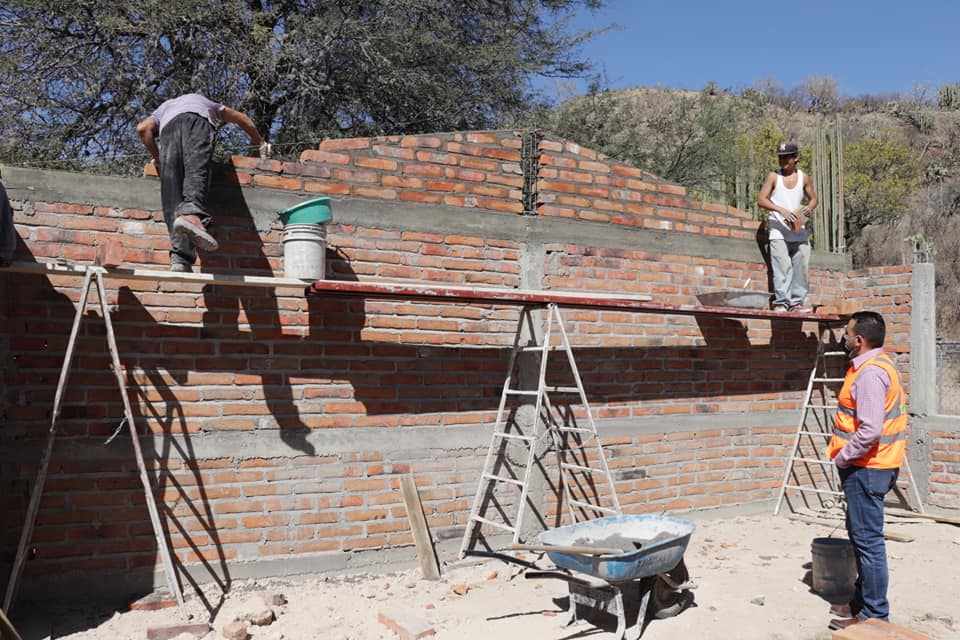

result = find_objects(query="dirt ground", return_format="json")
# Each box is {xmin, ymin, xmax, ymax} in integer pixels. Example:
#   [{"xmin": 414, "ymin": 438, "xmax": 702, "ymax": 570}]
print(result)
[{"xmin": 25, "ymin": 511, "xmax": 960, "ymax": 640}]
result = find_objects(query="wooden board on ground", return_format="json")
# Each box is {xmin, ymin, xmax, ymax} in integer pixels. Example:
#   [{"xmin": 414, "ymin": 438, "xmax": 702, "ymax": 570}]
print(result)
[
  {"xmin": 832, "ymin": 617, "xmax": 934, "ymax": 639},
  {"xmin": 787, "ymin": 514, "xmax": 914, "ymax": 543},
  {"xmin": 399, "ymin": 475, "xmax": 441, "ymax": 581},
  {"xmin": 887, "ymin": 508, "xmax": 960, "ymax": 526}
]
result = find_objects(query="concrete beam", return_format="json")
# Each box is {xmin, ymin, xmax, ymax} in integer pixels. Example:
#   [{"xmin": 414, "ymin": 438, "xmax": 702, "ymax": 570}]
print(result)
[
  {"xmin": 910, "ymin": 263, "xmax": 938, "ymax": 416},
  {"xmin": 0, "ymin": 411, "xmax": 798, "ymax": 463}
]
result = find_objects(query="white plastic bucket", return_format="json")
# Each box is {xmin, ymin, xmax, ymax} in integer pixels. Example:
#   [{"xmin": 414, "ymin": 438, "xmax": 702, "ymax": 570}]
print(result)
[{"xmin": 282, "ymin": 223, "xmax": 326, "ymax": 280}]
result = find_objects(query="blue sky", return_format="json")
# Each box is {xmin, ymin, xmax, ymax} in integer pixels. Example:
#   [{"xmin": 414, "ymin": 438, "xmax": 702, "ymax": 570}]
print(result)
[{"xmin": 548, "ymin": 0, "xmax": 958, "ymax": 100}]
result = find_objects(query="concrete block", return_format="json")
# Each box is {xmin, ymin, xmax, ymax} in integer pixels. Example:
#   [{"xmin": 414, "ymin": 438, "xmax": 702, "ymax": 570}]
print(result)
[
  {"xmin": 377, "ymin": 609, "xmax": 435, "ymax": 640},
  {"xmin": 221, "ymin": 620, "xmax": 248, "ymax": 640},
  {"xmin": 145, "ymin": 623, "xmax": 211, "ymax": 640}
]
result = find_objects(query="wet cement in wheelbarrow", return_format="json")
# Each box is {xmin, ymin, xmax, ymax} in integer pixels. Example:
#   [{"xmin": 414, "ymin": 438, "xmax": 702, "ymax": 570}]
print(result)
[{"xmin": 572, "ymin": 531, "xmax": 675, "ymax": 552}]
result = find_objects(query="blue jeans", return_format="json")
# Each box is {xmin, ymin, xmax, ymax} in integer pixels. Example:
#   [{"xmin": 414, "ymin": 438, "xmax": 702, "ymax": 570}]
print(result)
[
  {"xmin": 840, "ymin": 465, "xmax": 899, "ymax": 621},
  {"xmin": 159, "ymin": 113, "xmax": 215, "ymax": 266},
  {"xmin": 769, "ymin": 239, "xmax": 810, "ymax": 308}
]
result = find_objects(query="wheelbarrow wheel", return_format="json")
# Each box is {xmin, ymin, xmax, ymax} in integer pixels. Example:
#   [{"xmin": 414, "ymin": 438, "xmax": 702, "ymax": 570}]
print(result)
[{"xmin": 650, "ymin": 558, "xmax": 693, "ymax": 620}]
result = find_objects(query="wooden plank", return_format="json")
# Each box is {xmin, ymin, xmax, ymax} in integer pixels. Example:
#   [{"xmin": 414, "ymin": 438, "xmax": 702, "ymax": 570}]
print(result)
[
  {"xmin": 787, "ymin": 514, "xmax": 914, "ymax": 543},
  {"xmin": 0, "ymin": 261, "xmax": 842, "ymax": 320},
  {"xmin": 887, "ymin": 508, "xmax": 960, "ymax": 526},
  {"xmin": 0, "ymin": 607, "xmax": 24, "ymax": 640},
  {"xmin": 399, "ymin": 475, "xmax": 441, "ymax": 581},
  {"xmin": 1, "ymin": 261, "xmax": 311, "ymax": 290},
  {"xmin": 3, "ymin": 270, "xmax": 94, "ymax": 613},
  {"xmin": 306, "ymin": 279, "xmax": 840, "ymax": 320},
  {"xmin": 832, "ymin": 617, "xmax": 934, "ymax": 639}
]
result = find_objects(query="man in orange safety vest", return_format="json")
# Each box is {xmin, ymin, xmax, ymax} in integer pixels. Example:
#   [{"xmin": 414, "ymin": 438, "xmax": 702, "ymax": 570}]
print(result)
[{"xmin": 827, "ymin": 311, "xmax": 906, "ymax": 631}]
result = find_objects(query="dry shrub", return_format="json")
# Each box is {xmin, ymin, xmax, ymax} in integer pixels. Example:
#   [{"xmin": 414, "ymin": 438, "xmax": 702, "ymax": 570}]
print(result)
[{"xmin": 851, "ymin": 181, "xmax": 960, "ymax": 338}]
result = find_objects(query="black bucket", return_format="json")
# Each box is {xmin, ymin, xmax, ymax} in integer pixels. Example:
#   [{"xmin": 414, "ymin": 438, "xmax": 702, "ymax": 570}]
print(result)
[{"xmin": 811, "ymin": 537, "xmax": 856, "ymax": 601}]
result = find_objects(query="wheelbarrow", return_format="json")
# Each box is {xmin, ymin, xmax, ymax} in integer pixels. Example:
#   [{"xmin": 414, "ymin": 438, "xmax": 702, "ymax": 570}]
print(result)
[{"xmin": 468, "ymin": 515, "xmax": 697, "ymax": 640}]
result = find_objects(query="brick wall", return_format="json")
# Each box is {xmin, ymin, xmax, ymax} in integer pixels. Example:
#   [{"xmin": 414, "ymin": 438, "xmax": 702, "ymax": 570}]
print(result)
[
  {"xmin": 928, "ymin": 430, "xmax": 960, "ymax": 509},
  {"xmin": 0, "ymin": 131, "xmax": 925, "ymax": 599}
]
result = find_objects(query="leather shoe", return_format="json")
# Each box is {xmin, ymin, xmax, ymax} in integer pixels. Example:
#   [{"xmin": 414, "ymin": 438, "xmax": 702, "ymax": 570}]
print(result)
[
  {"xmin": 829, "ymin": 604, "xmax": 852, "ymax": 618},
  {"xmin": 173, "ymin": 215, "xmax": 219, "ymax": 252},
  {"xmin": 828, "ymin": 616, "xmax": 864, "ymax": 631}
]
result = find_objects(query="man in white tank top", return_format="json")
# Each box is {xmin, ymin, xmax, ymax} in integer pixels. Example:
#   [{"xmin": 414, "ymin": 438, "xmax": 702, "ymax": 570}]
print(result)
[{"xmin": 757, "ymin": 141, "xmax": 818, "ymax": 312}]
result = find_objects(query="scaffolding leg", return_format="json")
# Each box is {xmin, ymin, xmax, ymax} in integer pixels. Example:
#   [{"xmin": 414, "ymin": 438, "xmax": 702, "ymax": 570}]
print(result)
[
  {"xmin": 3, "ymin": 269, "xmax": 94, "ymax": 614},
  {"xmin": 94, "ymin": 270, "xmax": 185, "ymax": 612}
]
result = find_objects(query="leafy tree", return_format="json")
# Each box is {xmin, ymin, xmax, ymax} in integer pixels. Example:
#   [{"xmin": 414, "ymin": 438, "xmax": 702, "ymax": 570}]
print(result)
[
  {"xmin": 0, "ymin": 0, "xmax": 603, "ymax": 172},
  {"xmin": 798, "ymin": 75, "xmax": 839, "ymax": 113},
  {"xmin": 550, "ymin": 85, "xmax": 748, "ymax": 197},
  {"xmin": 843, "ymin": 130, "xmax": 920, "ymax": 238}
]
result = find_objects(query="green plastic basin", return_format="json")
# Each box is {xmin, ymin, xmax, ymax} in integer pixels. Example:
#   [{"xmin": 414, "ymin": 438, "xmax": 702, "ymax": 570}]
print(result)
[{"xmin": 278, "ymin": 197, "xmax": 332, "ymax": 225}]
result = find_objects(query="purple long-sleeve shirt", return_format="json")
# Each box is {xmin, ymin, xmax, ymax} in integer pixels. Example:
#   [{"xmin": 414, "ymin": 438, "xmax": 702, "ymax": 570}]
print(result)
[{"xmin": 834, "ymin": 347, "xmax": 891, "ymax": 469}]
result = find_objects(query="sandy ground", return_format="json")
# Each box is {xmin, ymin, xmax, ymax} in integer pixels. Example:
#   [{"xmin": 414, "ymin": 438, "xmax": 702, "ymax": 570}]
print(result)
[{"xmin": 23, "ymin": 512, "xmax": 960, "ymax": 640}]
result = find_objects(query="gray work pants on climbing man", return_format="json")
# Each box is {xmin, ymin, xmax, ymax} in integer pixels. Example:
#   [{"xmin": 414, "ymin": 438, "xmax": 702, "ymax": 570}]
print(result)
[{"xmin": 159, "ymin": 113, "xmax": 215, "ymax": 267}]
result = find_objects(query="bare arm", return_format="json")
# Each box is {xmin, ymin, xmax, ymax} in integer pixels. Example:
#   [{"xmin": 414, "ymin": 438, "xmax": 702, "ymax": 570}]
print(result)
[
  {"xmin": 757, "ymin": 172, "xmax": 797, "ymax": 221},
  {"xmin": 802, "ymin": 173, "xmax": 818, "ymax": 213},
  {"xmin": 220, "ymin": 106, "xmax": 265, "ymax": 148},
  {"xmin": 135, "ymin": 117, "xmax": 160, "ymax": 166}
]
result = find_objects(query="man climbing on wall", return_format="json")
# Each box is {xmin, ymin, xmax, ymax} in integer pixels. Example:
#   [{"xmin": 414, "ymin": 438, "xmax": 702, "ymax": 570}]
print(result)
[
  {"xmin": 757, "ymin": 141, "xmax": 818, "ymax": 312},
  {"xmin": 136, "ymin": 94, "xmax": 272, "ymax": 272},
  {"xmin": 827, "ymin": 311, "xmax": 906, "ymax": 631}
]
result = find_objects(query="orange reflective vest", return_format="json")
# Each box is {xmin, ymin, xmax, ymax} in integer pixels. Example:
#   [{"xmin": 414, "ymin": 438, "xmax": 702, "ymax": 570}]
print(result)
[{"xmin": 827, "ymin": 352, "xmax": 907, "ymax": 469}]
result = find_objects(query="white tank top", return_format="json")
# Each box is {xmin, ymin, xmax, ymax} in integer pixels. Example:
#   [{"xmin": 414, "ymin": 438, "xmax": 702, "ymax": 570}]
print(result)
[{"xmin": 768, "ymin": 169, "xmax": 808, "ymax": 242}]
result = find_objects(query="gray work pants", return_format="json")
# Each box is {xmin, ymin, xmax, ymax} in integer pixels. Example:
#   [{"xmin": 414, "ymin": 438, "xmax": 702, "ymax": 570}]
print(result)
[
  {"xmin": 159, "ymin": 113, "xmax": 215, "ymax": 266},
  {"xmin": 769, "ymin": 239, "xmax": 810, "ymax": 308}
]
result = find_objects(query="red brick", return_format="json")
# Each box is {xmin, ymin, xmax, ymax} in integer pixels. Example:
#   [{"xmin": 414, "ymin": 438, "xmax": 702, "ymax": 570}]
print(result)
[
  {"xmin": 401, "ymin": 135, "xmax": 443, "ymax": 148},
  {"xmin": 305, "ymin": 181, "xmax": 350, "ymax": 195},
  {"xmin": 356, "ymin": 156, "xmax": 398, "ymax": 171},
  {"xmin": 484, "ymin": 199, "xmax": 524, "ymax": 214},
  {"xmin": 416, "ymin": 151, "xmax": 457, "ymax": 165},
  {"xmin": 403, "ymin": 163, "xmax": 446, "ymax": 177},
  {"xmin": 300, "ymin": 149, "xmax": 351, "ymax": 164},
  {"xmin": 319, "ymin": 138, "xmax": 370, "ymax": 151},
  {"xmin": 253, "ymin": 175, "xmax": 302, "ymax": 190},
  {"xmin": 466, "ymin": 133, "xmax": 498, "ymax": 143},
  {"xmin": 353, "ymin": 186, "xmax": 397, "ymax": 200}
]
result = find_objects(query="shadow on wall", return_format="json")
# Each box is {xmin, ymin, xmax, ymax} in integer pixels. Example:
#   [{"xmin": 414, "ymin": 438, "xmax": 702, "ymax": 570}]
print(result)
[
  {"xmin": 0, "ymin": 234, "xmax": 166, "ymax": 623},
  {"xmin": 1, "ymin": 173, "xmax": 825, "ymax": 617}
]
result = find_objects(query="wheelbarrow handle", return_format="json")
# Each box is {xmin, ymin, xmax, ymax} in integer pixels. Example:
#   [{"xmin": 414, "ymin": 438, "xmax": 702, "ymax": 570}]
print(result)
[
  {"xmin": 508, "ymin": 543, "xmax": 626, "ymax": 556},
  {"xmin": 524, "ymin": 570, "xmax": 590, "ymax": 586},
  {"xmin": 461, "ymin": 549, "xmax": 541, "ymax": 570}
]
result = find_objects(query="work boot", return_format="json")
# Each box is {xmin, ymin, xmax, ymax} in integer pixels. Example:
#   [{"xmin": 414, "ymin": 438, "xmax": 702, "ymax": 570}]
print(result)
[
  {"xmin": 828, "ymin": 616, "xmax": 865, "ymax": 631},
  {"xmin": 173, "ymin": 214, "xmax": 219, "ymax": 252}
]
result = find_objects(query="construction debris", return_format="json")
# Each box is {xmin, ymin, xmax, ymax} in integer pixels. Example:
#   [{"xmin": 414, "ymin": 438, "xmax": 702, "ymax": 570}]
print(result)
[{"xmin": 377, "ymin": 609, "xmax": 435, "ymax": 640}]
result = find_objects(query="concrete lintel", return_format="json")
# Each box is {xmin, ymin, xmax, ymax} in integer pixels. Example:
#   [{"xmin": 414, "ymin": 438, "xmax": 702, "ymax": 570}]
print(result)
[{"xmin": 0, "ymin": 411, "xmax": 799, "ymax": 463}]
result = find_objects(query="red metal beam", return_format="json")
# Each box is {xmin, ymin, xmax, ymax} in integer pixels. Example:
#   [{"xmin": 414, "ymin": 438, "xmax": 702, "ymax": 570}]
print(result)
[{"xmin": 306, "ymin": 279, "xmax": 842, "ymax": 321}]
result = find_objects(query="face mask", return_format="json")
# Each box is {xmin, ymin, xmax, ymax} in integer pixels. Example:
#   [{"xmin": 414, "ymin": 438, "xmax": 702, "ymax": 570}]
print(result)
[{"xmin": 840, "ymin": 334, "xmax": 856, "ymax": 354}]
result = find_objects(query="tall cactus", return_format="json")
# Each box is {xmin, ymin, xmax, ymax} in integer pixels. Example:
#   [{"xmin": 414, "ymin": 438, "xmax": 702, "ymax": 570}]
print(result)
[
  {"xmin": 810, "ymin": 115, "xmax": 844, "ymax": 253},
  {"xmin": 939, "ymin": 83, "xmax": 960, "ymax": 111}
]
